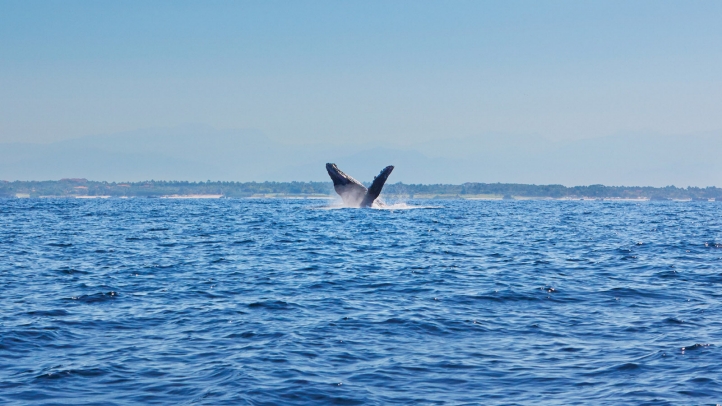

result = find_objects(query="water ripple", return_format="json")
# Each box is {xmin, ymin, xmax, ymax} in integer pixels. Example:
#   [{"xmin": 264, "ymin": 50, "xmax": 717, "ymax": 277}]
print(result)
[{"xmin": 1, "ymin": 198, "xmax": 721, "ymax": 404}]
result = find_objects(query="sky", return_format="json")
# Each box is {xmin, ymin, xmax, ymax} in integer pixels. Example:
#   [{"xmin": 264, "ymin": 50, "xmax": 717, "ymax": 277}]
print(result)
[{"xmin": 1, "ymin": 1, "xmax": 721, "ymax": 184}]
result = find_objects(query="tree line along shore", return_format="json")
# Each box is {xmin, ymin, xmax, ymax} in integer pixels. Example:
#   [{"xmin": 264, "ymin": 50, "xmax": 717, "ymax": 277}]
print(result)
[{"xmin": 2, "ymin": 179, "xmax": 721, "ymax": 201}]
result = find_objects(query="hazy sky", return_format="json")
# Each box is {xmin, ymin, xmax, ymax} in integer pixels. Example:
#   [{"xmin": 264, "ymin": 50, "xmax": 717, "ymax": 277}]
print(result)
[{"xmin": 1, "ymin": 0, "xmax": 721, "ymax": 146}]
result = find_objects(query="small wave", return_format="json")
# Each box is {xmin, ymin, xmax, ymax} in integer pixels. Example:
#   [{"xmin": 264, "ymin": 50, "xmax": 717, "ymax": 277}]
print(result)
[
  {"xmin": 312, "ymin": 202, "xmax": 440, "ymax": 210},
  {"xmin": 66, "ymin": 291, "xmax": 118, "ymax": 304},
  {"xmin": 614, "ymin": 362, "xmax": 641, "ymax": 371},
  {"xmin": 55, "ymin": 267, "xmax": 89, "ymax": 275},
  {"xmin": 27, "ymin": 309, "xmax": 70, "ymax": 317},
  {"xmin": 225, "ymin": 331, "xmax": 256, "ymax": 339},
  {"xmin": 47, "ymin": 242, "xmax": 72, "ymax": 247},
  {"xmin": 36, "ymin": 367, "xmax": 108, "ymax": 380},
  {"xmin": 248, "ymin": 300, "xmax": 298, "ymax": 310},
  {"xmin": 681, "ymin": 343, "xmax": 712, "ymax": 352}
]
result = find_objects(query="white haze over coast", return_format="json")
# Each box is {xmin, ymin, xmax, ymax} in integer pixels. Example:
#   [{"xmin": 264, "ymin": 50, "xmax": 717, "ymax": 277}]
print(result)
[{"xmin": 1, "ymin": 124, "xmax": 720, "ymax": 187}]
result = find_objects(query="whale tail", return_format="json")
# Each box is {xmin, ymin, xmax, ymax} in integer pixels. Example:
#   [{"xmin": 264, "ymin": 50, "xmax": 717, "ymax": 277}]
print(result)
[{"xmin": 326, "ymin": 163, "xmax": 395, "ymax": 207}]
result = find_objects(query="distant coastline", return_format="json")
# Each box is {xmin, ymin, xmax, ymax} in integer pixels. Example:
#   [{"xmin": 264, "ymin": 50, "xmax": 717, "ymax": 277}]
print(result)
[{"xmin": 2, "ymin": 179, "xmax": 721, "ymax": 201}]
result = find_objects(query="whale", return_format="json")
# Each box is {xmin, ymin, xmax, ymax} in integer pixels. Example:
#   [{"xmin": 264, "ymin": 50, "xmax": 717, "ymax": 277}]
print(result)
[{"xmin": 326, "ymin": 163, "xmax": 394, "ymax": 207}]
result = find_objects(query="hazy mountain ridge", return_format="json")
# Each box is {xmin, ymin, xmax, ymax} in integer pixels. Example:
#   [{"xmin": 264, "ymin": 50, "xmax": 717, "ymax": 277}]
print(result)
[{"xmin": 1, "ymin": 125, "xmax": 720, "ymax": 186}]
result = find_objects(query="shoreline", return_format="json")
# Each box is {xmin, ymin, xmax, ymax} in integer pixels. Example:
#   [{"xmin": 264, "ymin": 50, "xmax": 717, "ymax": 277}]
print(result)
[{"xmin": 4, "ymin": 180, "xmax": 721, "ymax": 201}]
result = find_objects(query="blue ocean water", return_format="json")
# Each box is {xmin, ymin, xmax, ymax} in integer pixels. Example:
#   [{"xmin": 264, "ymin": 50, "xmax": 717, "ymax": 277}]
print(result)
[{"xmin": 1, "ymin": 198, "xmax": 721, "ymax": 405}]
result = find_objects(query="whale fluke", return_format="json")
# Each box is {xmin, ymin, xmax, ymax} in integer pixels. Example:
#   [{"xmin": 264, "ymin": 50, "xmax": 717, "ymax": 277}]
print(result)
[{"xmin": 326, "ymin": 163, "xmax": 394, "ymax": 207}]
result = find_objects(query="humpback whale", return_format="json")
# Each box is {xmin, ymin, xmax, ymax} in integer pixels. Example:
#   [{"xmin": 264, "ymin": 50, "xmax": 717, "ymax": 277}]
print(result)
[{"xmin": 326, "ymin": 163, "xmax": 394, "ymax": 207}]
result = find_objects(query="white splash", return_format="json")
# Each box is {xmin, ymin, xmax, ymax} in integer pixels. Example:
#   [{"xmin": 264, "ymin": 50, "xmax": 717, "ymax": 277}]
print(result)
[
  {"xmin": 312, "ymin": 198, "xmax": 440, "ymax": 210},
  {"xmin": 371, "ymin": 202, "xmax": 441, "ymax": 210}
]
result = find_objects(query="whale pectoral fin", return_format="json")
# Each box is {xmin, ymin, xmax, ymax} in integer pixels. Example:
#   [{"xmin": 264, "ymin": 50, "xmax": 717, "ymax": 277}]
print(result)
[
  {"xmin": 361, "ymin": 165, "xmax": 394, "ymax": 207},
  {"xmin": 326, "ymin": 163, "xmax": 368, "ymax": 206}
]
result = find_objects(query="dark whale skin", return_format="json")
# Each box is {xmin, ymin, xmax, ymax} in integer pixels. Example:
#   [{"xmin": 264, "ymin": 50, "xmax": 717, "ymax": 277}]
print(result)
[{"xmin": 326, "ymin": 163, "xmax": 394, "ymax": 207}]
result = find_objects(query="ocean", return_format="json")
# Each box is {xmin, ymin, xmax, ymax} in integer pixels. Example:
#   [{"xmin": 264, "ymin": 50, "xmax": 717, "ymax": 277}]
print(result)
[{"xmin": 1, "ymin": 198, "xmax": 721, "ymax": 405}]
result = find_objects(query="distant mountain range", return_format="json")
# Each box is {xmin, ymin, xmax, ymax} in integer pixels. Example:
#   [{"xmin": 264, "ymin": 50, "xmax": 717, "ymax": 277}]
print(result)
[{"xmin": 1, "ymin": 125, "xmax": 720, "ymax": 187}]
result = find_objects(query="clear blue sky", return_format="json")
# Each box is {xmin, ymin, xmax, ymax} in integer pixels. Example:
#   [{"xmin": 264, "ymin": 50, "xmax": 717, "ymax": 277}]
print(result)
[{"xmin": 1, "ymin": 0, "xmax": 721, "ymax": 146}]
